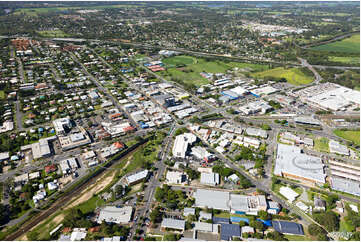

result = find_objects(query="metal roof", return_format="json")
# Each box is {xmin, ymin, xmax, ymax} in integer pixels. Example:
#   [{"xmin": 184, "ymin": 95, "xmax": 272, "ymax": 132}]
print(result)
[
  {"xmin": 272, "ymin": 220, "xmax": 304, "ymax": 235},
  {"xmin": 220, "ymin": 223, "xmax": 241, "ymax": 240}
]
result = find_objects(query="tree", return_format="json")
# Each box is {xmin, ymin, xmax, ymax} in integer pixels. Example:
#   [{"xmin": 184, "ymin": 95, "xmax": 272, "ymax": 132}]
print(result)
[
  {"xmin": 163, "ymin": 233, "xmax": 180, "ymax": 241},
  {"xmin": 308, "ymin": 224, "xmax": 327, "ymax": 236},
  {"xmin": 250, "ymin": 220, "xmax": 264, "ymax": 231},
  {"xmin": 313, "ymin": 211, "xmax": 340, "ymax": 231},
  {"xmin": 27, "ymin": 230, "xmax": 40, "ymax": 241},
  {"xmin": 258, "ymin": 210, "xmax": 271, "ymax": 220}
]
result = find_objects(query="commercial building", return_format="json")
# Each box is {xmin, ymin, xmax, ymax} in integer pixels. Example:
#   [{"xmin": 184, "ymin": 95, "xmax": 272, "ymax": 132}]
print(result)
[
  {"xmin": 172, "ymin": 133, "xmax": 197, "ymax": 159},
  {"xmin": 297, "ymin": 83, "xmax": 360, "ymax": 111},
  {"xmin": 194, "ymin": 222, "xmax": 218, "ymax": 234},
  {"xmin": 245, "ymin": 127, "xmax": 268, "ymax": 138},
  {"xmin": 100, "ymin": 142, "xmax": 125, "ymax": 159},
  {"xmin": 161, "ymin": 218, "xmax": 185, "ymax": 232},
  {"xmin": 250, "ymin": 85, "xmax": 278, "ymax": 97},
  {"xmin": 194, "ymin": 189, "xmax": 268, "ymax": 214},
  {"xmin": 97, "ymin": 206, "xmax": 133, "ymax": 224},
  {"xmin": 279, "ymin": 186, "xmax": 299, "ymax": 202},
  {"xmin": 239, "ymin": 101, "xmax": 272, "ymax": 115},
  {"xmin": 230, "ymin": 194, "xmax": 267, "ymax": 215},
  {"xmin": 274, "ymin": 143, "xmax": 326, "ymax": 185},
  {"xmin": 31, "ymin": 136, "xmax": 57, "ymax": 159},
  {"xmin": 59, "ymin": 157, "xmax": 79, "ymax": 174},
  {"xmin": 194, "ymin": 189, "xmax": 230, "ymax": 211},
  {"xmin": 58, "ymin": 128, "xmax": 91, "ymax": 151},
  {"xmin": 125, "ymin": 170, "xmax": 149, "ymax": 185},
  {"xmin": 200, "ymin": 172, "xmax": 220, "ymax": 186},
  {"xmin": 53, "ymin": 117, "xmax": 72, "ymax": 135},
  {"xmin": 191, "ymin": 146, "xmax": 215, "ymax": 162},
  {"xmin": 329, "ymin": 140, "xmax": 349, "ymax": 156},
  {"xmin": 166, "ymin": 171, "xmax": 187, "ymax": 184},
  {"xmin": 330, "ymin": 177, "xmax": 360, "ymax": 196}
]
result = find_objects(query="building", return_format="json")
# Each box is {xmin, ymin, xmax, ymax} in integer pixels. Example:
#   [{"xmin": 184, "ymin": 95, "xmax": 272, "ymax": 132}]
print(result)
[
  {"xmin": 191, "ymin": 146, "xmax": 215, "ymax": 162},
  {"xmin": 70, "ymin": 228, "xmax": 87, "ymax": 241},
  {"xmin": 294, "ymin": 116, "xmax": 321, "ymax": 126},
  {"xmin": 194, "ymin": 189, "xmax": 230, "ymax": 211},
  {"xmin": 31, "ymin": 136, "xmax": 56, "ymax": 159},
  {"xmin": 166, "ymin": 171, "xmax": 187, "ymax": 184},
  {"xmin": 53, "ymin": 117, "xmax": 72, "ymax": 135},
  {"xmin": 97, "ymin": 206, "xmax": 133, "ymax": 224},
  {"xmin": 330, "ymin": 177, "xmax": 360, "ymax": 196},
  {"xmin": 220, "ymin": 223, "xmax": 241, "ymax": 241},
  {"xmin": 250, "ymin": 85, "xmax": 278, "ymax": 97},
  {"xmin": 100, "ymin": 142, "xmax": 125, "ymax": 158},
  {"xmin": 272, "ymin": 221, "xmax": 304, "ymax": 236},
  {"xmin": 241, "ymin": 226, "xmax": 255, "ymax": 234},
  {"xmin": 200, "ymin": 172, "xmax": 220, "ymax": 186},
  {"xmin": 239, "ymin": 101, "xmax": 272, "ymax": 115},
  {"xmin": 58, "ymin": 127, "xmax": 91, "ymax": 151},
  {"xmin": 59, "ymin": 158, "xmax": 79, "ymax": 174},
  {"xmin": 329, "ymin": 140, "xmax": 349, "ymax": 156},
  {"xmin": 161, "ymin": 218, "xmax": 185, "ymax": 232},
  {"xmin": 183, "ymin": 208, "xmax": 195, "ymax": 217},
  {"xmin": 125, "ymin": 170, "xmax": 149, "ymax": 185},
  {"xmin": 172, "ymin": 133, "xmax": 197, "ymax": 158},
  {"xmin": 245, "ymin": 127, "xmax": 268, "ymax": 138},
  {"xmin": 274, "ymin": 143, "xmax": 326, "ymax": 185},
  {"xmin": 230, "ymin": 194, "xmax": 267, "ymax": 215},
  {"xmin": 0, "ymin": 152, "xmax": 9, "ymax": 162},
  {"xmin": 279, "ymin": 186, "xmax": 299, "ymax": 202},
  {"xmin": 194, "ymin": 222, "xmax": 218, "ymax": 234}
]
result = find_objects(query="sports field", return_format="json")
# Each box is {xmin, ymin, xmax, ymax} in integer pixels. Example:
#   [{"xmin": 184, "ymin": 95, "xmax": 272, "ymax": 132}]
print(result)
[
  {"xmin": 333, "ymin": 130, "xmax": 360, "ymax": 146},
  {"xmin": 252, "ymin": 67, "xmax": 314, "ymax": 85},
  {"xmin": 311, "ymin": 34, "xmax": 360, "ymax": 53},
  {"xmin": 329, "ymin": 56, "xmax": 360, "ymax": 64},
  {"xmin": 37, "ymin": 30, "xmax": 69, "ymax": 37},
  {"xmin": 161, "ymin": 56, "xmax": 269, "ymax": 87}
]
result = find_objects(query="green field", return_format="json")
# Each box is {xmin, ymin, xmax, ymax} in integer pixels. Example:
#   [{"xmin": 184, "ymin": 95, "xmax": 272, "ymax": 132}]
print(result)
[
  {"xmin": 333, "ymin": 130, "xmax": 360, "ymax": 146},
  {"xmin": 284, "ymin": 235, "xmax": 311, "ymax": 241},
  {"xmin": 314, "ymin": 137, "xmax": 329, "ymax": 152},
  {"xmin": 311, "ymin": 34, "xmax": 360, "ymax": 53},
  {"xmin": 329, "ymin": 56, "xmax": 360, "ymax": 64},
  {"xmin": 161, "ymin": 56, "xmax": 269, "ymax": 87},
  {"xmin": 252, "ymin": 67, "xmax": 314, "ymax": 85},
  {"xmin": 0, "ymin": 91, "xmax": 5, "ymax": 100},
  {"xmin": 162, "ymin": 55, "xmax": 196, "ymax": 66}
]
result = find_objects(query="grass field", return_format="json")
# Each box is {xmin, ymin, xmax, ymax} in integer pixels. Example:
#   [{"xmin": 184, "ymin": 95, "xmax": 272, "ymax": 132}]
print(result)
[
  {"xmin": 284, "ymin": 235, "xmax": 312, "ymax": 241},
  {"xmin": 333, "ymin": 130, "xmax": 360, "ymax": 146},
  {"xmin": 37, "ymin": 30, "xmax": 69, "ymax": 37},
  {"xmin": 0, "ymin": 90, "xmax": 5, "ymax": 100},
  {"xmin": 314, "ymin": 137, "xmax": 329, "ymax": 152},
  {"xmin": 161, "ymin": 56, "xmax": 269, "ymax": 87},
  {"xmin": 252, "ymin": 67, "xmax": 314, "ymax": 85},
  {"xmin": 329, "ymin": 56, "xmax": 360, "ymax": 64},
  {"xmin": 162, "ymin": 55, "xmax": 196, "ymax": 66},
  {"xmin": 339, "ymin": 220, "xmax": 354, "ymax": 232},
  {"xmin": 311, "ymin": 34, "xmax": 360, "ymax": 53}
]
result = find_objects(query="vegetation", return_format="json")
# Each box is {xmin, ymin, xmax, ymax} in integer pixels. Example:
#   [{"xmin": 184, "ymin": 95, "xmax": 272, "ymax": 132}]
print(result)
[
  {"xmin": 333, "ymin": 129, "xmax": 360, "ymax": 146},
  {"xmin": 252, "ymin": 67, "xmax": 314, "ymax": 85},
  {"xmin": 311, "ymin": 34, "xmax": 360, "ymax": 53}
]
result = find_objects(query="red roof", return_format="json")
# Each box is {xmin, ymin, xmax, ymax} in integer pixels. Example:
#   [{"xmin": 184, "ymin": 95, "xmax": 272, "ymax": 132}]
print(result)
[
  {"xmin": 113, "ymin": 142, "xmax": 125, "ymax": 149},
  {"xmin": 88, "ymin": 226, "xmax": 100, "ymax": 233},
  {"xmin": 123, "ymin": 126, "xmax": 135, "ymax": 132},
  {"xmin": 45, "ymin": 164, "xmax": 57, "ymax": 173}
]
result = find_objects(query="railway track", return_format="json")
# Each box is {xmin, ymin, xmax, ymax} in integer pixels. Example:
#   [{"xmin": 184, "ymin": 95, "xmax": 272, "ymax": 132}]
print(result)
[{"xmin": 5, "ymin": 139, "xmax": 148, "ymax": 241}]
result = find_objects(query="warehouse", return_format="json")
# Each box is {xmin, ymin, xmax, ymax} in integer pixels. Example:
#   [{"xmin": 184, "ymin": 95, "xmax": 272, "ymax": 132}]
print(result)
[
  {"xmin": 200, "ymin": 172, "xmax": 220, "ymax": 186},
  {"xmin": 239, "ymin": 100, "xmax": 272, "ymax": 115},
  {"xmin": 274, "ymin": 143, "xmax": 326, "ymax": 185},
  {"xmin": 97, "ymin": 206, "xmax": 133, "ymax": 224},
  {"xmin": 126, "ymin": 170, "xmax": 149, "ymax": 185},
  {"xmin": 194, "ymin": 189, "xmax": 230, "ymax": 211},
  {"xmin": 331, "ymin": 177, "xmax": 360, "ymax": 196},
  {"xmin": 191, "ymin": 146, "xmax": 215, "ymax": 162},
  {"xmin": 329, "ymin": 140, "xmax": 349, "ymax": 156},
  {"xmin": 294, "ymin": 116, "xmax": 321, "ymax": 126},
  {"xmin": 245, "ymin": 127, "xmax": 268, "ymax": 138}
]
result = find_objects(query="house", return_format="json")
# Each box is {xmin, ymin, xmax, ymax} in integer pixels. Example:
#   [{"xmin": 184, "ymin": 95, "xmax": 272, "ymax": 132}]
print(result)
[
  {"xmin": 45, "ymin": 164, "xmax": 57, "ymax": 174},
  {"xmin": 336, "ymin": 201, "xmax": 344, "ymax": 213},
  {"xmin": 199, "ymin": 211, "xmax": 212, "ymax": 221},
  {"xmin": 48, "ymin": 181, "xmax": 58, "ymax": 191},
  {"xmin": 241, "ymin": 226, "xmax": 255, "ymax": 234},
  {"xmin": 70, "ymin": 228, "xmax": 87, "ymax": 241}
]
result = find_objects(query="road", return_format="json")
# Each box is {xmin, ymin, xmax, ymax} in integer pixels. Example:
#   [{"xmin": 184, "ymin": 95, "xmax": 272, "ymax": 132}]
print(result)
[
  {"xmin": 298, "ymin": 57, "xmax": 322, "ymax": 84},
  {"xmin": 68, "ymin": 51, "xmax": 138, "ymax": 129}
]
